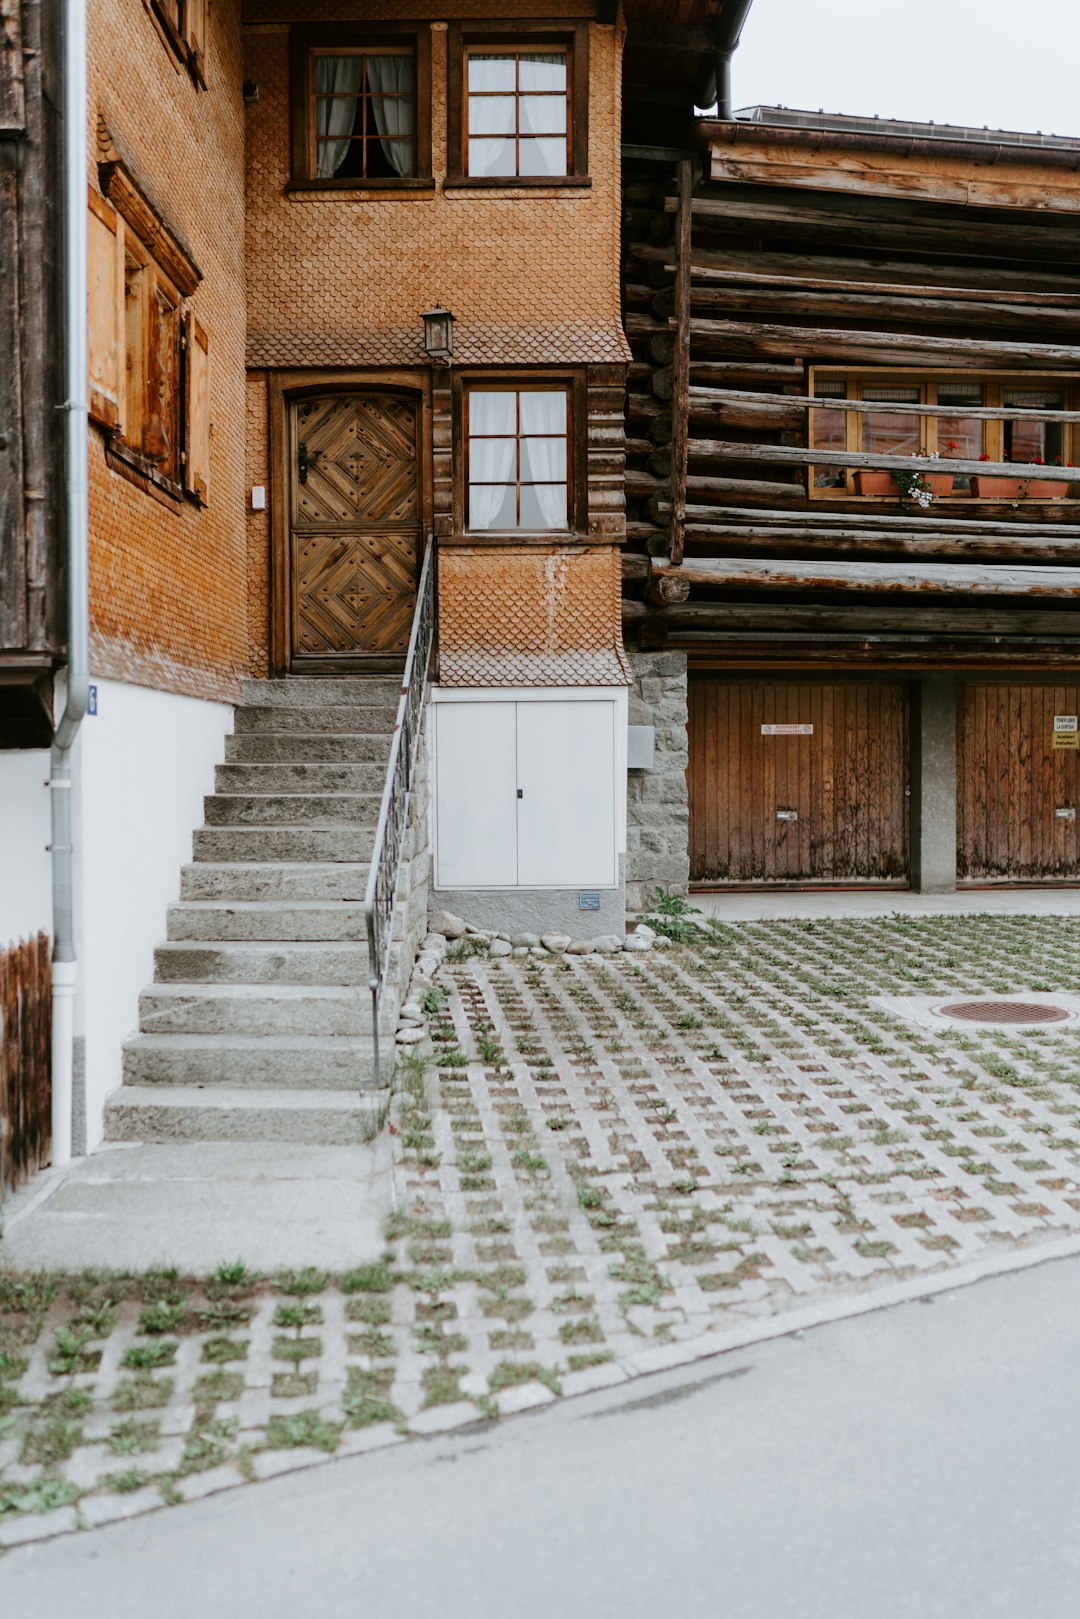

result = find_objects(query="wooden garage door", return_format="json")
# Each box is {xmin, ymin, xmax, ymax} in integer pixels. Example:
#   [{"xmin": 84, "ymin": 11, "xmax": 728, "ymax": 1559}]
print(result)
[
  {"xmin": 958, "ymin": 684, "xmax": 1080, "ymax": 882},
  {"xmin": 688, "ymin": 681, "xmax": 910, "ymax": 885}
]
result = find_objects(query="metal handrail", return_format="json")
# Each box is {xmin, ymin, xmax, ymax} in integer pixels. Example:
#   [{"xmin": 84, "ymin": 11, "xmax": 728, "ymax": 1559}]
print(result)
[{"xmin": 364, "ymin": 533, "xmax": 436, "ymax": 1086}]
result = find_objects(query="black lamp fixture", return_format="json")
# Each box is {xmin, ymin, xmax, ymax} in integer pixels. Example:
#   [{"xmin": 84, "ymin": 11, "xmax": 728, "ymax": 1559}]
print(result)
[{"xmin": 421, "ymin": 304, "xmax": 455, "ymax": 367}]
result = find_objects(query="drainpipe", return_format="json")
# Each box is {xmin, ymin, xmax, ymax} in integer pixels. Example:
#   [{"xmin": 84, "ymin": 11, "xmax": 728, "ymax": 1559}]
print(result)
[
  {"xmin": 51, "ymin": 0, "xmax": 90, "ymax": 1166},
  {"xmin": 696, "ymin": 0, "xmax": 755, "ymax": 118}
]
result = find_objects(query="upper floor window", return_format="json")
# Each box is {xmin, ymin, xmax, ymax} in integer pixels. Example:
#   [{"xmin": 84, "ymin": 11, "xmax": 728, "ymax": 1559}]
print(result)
[
  {"xmin": 290, "ymin": 26, "xmax": 433, "ymax": 189},
  {"xmin": 467, "ymin": 386, "xmax": 569, "ymax": 531},
  {"xmin": 810, "ymin": 370, "xmax": 1078, "ymax": 499},
  {"xmin": 144, "ymin": 0, "xmax": 207, "ymax": 87},
  {"xmin": 447, "ymin": 23, "xmax": 589, "ymax": 187}
]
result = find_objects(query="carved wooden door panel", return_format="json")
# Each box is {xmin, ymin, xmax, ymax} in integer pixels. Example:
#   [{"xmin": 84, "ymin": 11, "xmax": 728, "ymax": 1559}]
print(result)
[{"xmin": 289, "ymin": 393, "xmax": 420, "ymax": 670}]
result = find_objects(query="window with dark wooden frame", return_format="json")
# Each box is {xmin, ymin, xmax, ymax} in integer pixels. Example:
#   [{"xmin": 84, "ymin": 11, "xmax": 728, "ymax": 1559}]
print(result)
[
  {"xmin": 466, "ymin": 385, "xmax": 571, "ymax": 531},
  {"xmin": 447, "ymin": 22, "xmax": 589, "ymax": 186},
  {"xmin": 143, "ymin": 0, "xmax": 207, "ymax": 87},
  {"xmin": 290, "ymin": 25, "xmax": 432, "ymax": 188}
]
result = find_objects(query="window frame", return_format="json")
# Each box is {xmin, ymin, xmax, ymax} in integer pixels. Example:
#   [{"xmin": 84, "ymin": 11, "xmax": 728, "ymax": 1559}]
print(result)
[
  {"xmin": 446, "ymin": 21, "xmax": 590, "ymax": 189},
  {"xmin": 454, "ymin": 372, "xmax": 587, "ymax": 540},
  {"xmin": 808, "ymin": 366, "xmax": 1080, "ymax": 501},
  {"xmin": 289, "ymin": 23, "xmax": 433, "ymax": 191},
  {"xmin": 143, "ymin": 0, "xmax": 207, "ymax": 88}
]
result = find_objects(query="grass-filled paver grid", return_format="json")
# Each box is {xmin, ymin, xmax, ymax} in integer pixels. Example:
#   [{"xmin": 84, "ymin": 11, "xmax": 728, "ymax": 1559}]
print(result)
[{"xmin": 4, "ymin": 914, "xmax": 1080, "ymax": 1546}]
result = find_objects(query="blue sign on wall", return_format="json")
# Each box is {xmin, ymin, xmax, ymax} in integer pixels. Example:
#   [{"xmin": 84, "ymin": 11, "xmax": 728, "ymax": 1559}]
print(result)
[{"xmin": 579, "ymin": 892, "xmax": 601, "ymax": 911}]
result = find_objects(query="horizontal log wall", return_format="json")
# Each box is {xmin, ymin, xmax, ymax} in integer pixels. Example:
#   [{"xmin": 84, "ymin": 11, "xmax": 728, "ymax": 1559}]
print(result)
[{"xmin": 621, "ymin": 149, "xmax": 1080, "ymax": 668}]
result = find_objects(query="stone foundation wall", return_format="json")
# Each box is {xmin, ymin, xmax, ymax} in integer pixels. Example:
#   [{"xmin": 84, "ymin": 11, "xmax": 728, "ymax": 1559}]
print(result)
[{"xmin": 626, "ymin": 651, "xmax": 690, "ymax": 915}]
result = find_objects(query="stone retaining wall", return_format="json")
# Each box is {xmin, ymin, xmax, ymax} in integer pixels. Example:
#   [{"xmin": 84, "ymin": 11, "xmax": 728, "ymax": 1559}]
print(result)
[{"xmin": 626, "ymin": 650, "xmax": 690, "ymax": 915}]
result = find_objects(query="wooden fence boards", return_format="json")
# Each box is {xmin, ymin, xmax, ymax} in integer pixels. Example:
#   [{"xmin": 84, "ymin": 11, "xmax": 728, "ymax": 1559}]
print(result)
[{"xmin": 0, "ymin": 933, "xmax": 52, "ymax": 1197}]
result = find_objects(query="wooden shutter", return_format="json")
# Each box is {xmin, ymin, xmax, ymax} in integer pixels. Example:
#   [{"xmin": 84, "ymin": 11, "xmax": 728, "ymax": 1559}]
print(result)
[
  {"xmin": 87, "ymin": 188, "xmax": 125, "ymax": 432},
  {"xmin": 184, "ymin": 0, "xmax": 207, "ymax": 85},
  {"xmin": 183, "ymin": 312, "xmax": 210, "ymax": 504}
]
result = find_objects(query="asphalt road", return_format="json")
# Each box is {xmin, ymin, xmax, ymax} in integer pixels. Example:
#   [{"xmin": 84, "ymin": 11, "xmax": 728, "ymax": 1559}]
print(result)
[{"xmin": 5, "ymin": 1255, "xmax": 1080, "ymax": 1618}]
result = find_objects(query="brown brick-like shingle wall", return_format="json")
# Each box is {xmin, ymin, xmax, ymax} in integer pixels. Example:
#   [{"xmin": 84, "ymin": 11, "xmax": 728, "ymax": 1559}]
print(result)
[
  {"xmin": 244, "ymin": 21, "xmax": 628, "ymax": 369},
  {"xmin": 87, "ymin": 0, "xmax": 248, "ymax": 701}
]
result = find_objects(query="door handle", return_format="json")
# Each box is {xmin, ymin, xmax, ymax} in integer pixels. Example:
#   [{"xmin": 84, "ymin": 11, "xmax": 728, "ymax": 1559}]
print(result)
[{"xmin": 298, "ymin": 442, "xmax": 320, "ymax": 483}]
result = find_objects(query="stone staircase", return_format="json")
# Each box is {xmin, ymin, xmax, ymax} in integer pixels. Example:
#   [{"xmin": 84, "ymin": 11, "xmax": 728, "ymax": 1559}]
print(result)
[{"xmin": 105, "ymin": 677, "xmax": 413, "ymax": 1147}]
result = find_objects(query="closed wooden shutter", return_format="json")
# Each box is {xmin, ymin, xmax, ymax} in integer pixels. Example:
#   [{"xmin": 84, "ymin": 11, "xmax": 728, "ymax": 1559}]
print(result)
[
  {"xmin": 183, "ymin": 312, "xmax": 210, "ymax": 504},
  {"xmin": 87, "ymin": 188, "xmax": 125, "ymax": 432},
  {"xmin": 184, "ymin": 0, "xmax": 207, "ymax": 85}
]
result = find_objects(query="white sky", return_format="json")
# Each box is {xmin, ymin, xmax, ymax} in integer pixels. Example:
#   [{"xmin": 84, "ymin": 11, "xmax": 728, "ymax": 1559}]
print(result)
[{"xmin": 732, "ymin": 0, "xmax": 1080, "ymax": 139}]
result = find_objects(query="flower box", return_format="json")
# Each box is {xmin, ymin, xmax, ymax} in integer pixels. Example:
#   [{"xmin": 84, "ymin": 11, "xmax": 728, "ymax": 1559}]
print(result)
[
  {"xmin": 854, "ymin": 469, "xmax": 955, "ymax": 497},
  {"xmin": 970, "ymin": 475, "xmax": 1068, "ymax": 499},
  {"xmin": 1025, "ymin": 478, "xmax": 1069, "ymax": 499}
]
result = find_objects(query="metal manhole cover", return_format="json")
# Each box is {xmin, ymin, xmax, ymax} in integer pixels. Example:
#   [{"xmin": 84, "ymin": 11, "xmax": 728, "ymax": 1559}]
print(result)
[{"xmin": 937, "ymin": 1000, "xmax": 1070, "ymax": 1025}]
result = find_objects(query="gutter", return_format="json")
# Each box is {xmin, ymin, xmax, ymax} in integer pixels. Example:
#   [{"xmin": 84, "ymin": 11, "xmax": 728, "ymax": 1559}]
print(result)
[
  {"xmin": 703, "ymin": 117, "xmax": 1080, "ymax": 173},
  {"xmin": 51, "ymin": 0, "xmax": 89, "ymax": 1166},
  {"xmin": 696, "ymin": 0, "xmax": 754, "ymax": 119}
]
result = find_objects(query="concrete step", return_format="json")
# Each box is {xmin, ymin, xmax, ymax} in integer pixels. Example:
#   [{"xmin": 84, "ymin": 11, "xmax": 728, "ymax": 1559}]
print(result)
[
  {"xmin": 225, "ymin": 732, "xmax": 392, "ymax": 764},
  {"xmin": 193, "ymin": 826, "xmax": 376, "ymax": 863},
  {"xmin": 204, "ymin": 792, "xmax": 381, "ymax": 826},
  {"xmin": 167, "ymin": 900, "xmax": 365, "ymax": 942},
  {"xmin": 180, "ymin": 862, "xmax": 370, "ymax": 902},
  {"xmin": 214, "ymin": 762, "xmax": 387, "ymax": 795},
  {"xmin": 121, "ymin": 1033, "xmax": 380, "ymax": 1089},
  {"xmin": 105, "ymin": 1085, "xmax": 384, "ymax": 1146},
  {"xmin": 240, "ymin": 677, "xmax": 404, "ymax": 707},
  {"xmin": 138, "ymin": 983, "xmax": 375, "ymax": 1038},
  {"xmin": 154, "ymin": 939, "xmax": 370, "ymax": 984},
  {"xmin": 233, "ymin": 705, "xmax": 398, "ymax": 735}
]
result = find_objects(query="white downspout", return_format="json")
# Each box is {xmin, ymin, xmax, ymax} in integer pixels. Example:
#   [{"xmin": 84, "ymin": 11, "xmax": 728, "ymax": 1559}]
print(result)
[{"xmin": 51, "ymin": 0, "xmax": 89, "ymax": 1165}]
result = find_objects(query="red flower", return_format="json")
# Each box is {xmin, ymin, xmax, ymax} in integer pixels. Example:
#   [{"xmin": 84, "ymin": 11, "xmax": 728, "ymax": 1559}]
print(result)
[{"xmin": 978, "ymin": 453, "xmax": 991, "ymax": 461}]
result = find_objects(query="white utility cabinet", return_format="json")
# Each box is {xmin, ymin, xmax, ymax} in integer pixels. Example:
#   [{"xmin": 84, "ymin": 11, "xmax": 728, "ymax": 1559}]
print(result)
[{"xmin": 434, "ymin": 696, "xmax": 618, "ymax": 889}]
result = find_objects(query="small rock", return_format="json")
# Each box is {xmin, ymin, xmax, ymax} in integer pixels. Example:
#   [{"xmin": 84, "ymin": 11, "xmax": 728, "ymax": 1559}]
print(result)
[
  {"xmin": 511, "ymin": 932, "xmax": 541, "ymax": 949},
  {"xmin": 424, "ymin": 932, "xmax": 447, "ymax": 949},
  {"xmin": 464, "ymin": 923, "xmax": 485, "ymax": 935},
  {"xmin": 493, "ymin": 932, "xmax": 511, "ymax": 943},
  {"xmin": 469, "ymin": 931, "xmax": 492, "ymax": 945},
  {"xmin": 400, "ymin": 1002, "xmax": 423, "ymax": 1021},
  {"xmin": 528, "ymin": 946, "xmax": 546, "ymax": 956},
  {"xmin": 651, "ymin": 934, "xmax": 673, "ymax": 949},
  {"xmin": 410, "ymin": 975, "xmax": 434, "ymax": 994},
  {"xmin": 633, "ymin": 923, "xmax": 657, "ymax": 941},
  {"xmin": 396, "ymin": 1027, "xmax": 426, "ymax": 1045},
  {"xmin": 540, "ymin": 933, "xmax": 571, "ymax": 953},
  {"xmin": 489, "ymin": 938, "xmax": 512, "ymax": 958},
  {"xmin": 623, "ymin": 935, "xmax": 650, "ymax": 951},
  {"xmin": 429, "ymin": 910, "xmax": 467, "ymax": 939},
  {"xmin": 566, "ymin": 940, "xmax": 595, "ymax": 955},
  {"xmin": 591, "ymin": 935, "xmax": 623, "ymax": 953},
  {"xmin": 511, "ymin": 946, "xmax": 530, "ymax": 957}
]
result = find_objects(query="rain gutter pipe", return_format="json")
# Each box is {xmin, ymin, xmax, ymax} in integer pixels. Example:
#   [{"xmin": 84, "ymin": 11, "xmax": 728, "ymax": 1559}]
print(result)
[
  {"xmin": 697, "ymin": 0, "xmax": 755, "ymax": 119},
  {"xmin": 51, "ymin": 0, "xmax": 89, "ymax": 1165}
]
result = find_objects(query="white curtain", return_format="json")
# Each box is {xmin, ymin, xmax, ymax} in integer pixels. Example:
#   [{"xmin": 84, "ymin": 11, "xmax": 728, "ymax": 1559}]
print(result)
[
  {"xmin": 521, "ymin": 391, "xmax": 567, "ymax": 528},
  {"xmin": 316, "ymin": 57, "xmax": 363, "ymax": 178},
  {"xmin": 469, "ymin": 435, "xmax": 516, "ymax": 528},
  {"xmin": 366, "ymin": 54, "xmax": 414, "ymax": 177}
]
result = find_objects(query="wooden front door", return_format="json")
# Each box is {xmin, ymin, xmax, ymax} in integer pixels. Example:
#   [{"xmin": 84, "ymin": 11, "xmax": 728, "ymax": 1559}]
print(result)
[
  {"xmin": 688, "ymin": 680, "xmax": 910, "ymax": 886},
  {"xmin": 958, "ymin": 683, "xmax": 1080, "ymax": 882},
  {"xmin": 287, "ymin": 392, "xmax": 420, "ymax": 671}
]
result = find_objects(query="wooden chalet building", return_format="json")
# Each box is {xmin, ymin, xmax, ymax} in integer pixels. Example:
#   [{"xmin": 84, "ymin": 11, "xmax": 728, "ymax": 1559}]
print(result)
[{"xmin": 620, "ymin": 104, "xmax": 1080, "ymax": 894}]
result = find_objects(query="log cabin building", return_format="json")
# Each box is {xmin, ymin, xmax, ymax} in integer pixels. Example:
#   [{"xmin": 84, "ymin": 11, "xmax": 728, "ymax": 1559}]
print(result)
[
  {"xmin": 620, "ymin": 105, "xmax": 1080, "ymax": 895},
  {"xmin": 2, "ymin": 0, "xmax": 1079, "ymax": 1170}
]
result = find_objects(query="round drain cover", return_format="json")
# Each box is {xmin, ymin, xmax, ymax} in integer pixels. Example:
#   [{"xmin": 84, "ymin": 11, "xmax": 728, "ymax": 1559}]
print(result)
[{"xmin": 938, "ymin": 1000, "xmax": 1070, "ymax": 1025}]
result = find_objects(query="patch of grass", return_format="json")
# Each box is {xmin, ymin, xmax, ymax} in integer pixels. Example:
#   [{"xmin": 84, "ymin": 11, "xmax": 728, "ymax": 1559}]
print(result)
[
  {"xmin": 49, "ymin": 1324, "xmax": 96, "ymax": 1375},
  {"xmin": 274, "ymin": 1267, "xmax": 329, "ymax": 1297},
  {"xmin": 122, "ymin": 1340, "xmax": 179, "ymax": 1371},
  {"xmin": 345, "ymin": 1295, "xmax": 392, "ymax": 1326},
  {"xmin": 341, "ymin": 1262, "xmax": 396, "ymax": 1294},
  {"xmin": 110, "ymin": 1419, "xmax": 161, "ymax": 1457},
  {"xmin": 437, "ymin": 1048, "xmax": 469, "ymax": 1068},
  {"xmin": 20, "ymin": 1413, "xmax": 84, "ymax": 1467},
  {"xmin": 192, "ymin": 1370, "xmax": 243, "ymax": 1410},
  {"xmin": 488, "ymin": 1360, "xmax": 561, "ymax": 1397},
  {"xmin": 138, "ymin": 1301, "xmax": 187, "ymax": 1336},
  {"xmin": 274, "ymin": 1301, "xmax": 323, "ymax": 1330},
  {"xmin": 213, "ymin": 1261, "xmax": 252, "ymax": 1287},
  {"xmin": 264, "ymin": 1410, "xmax": 341, "ymax": 1453},
  {"xmin": 112, "ymin": 1375, "xmax": 174, "ymax": 1412},
  {"xmin": 201, "ymin": 1336, "xmax": 248, "ymax": 1365},
  {"xmin": 196, "ymin": 1302, "xmax": 254, "ymax": 1332},
  {"xmin": 349, "ymin": 1328, "xmax": 397, "ymax": 1358},
  {"xmin": 445, "ymin": 937, "xmax": 491, "ymax": 963},
  {"xmin": 179, "ymin": 1416, "xmax": 238, "ymax": 1474},
  {"xmin": 558, "ymin": 1316, "xmax": 603, "ymax": 1345},
  {"xmin": 109, "ymin": 1468, "xmax": 149, "ymax": 1495},
  {"xmin": 342, "ymin": 1372, "xmax": 398, "ymax": 1430},
  {"xmin": 512, "ymin": 1148, "xmax": 547, "ymax": 1174},
  {"xmin": 0, "ymin": 1476, "xmax": 81, "ymax": 1518},
  {"xmin": 271, "ymin": 1371, "xmax": 318, "ymax": 1399},
  {"xmin": 0, "ymin": 1349, "xmax": 29, "ymax": 1380},
  {"xmin": 567, "ymin": 1350, "xmax": 614, "ymax": 1372},
  {"xmin": 421, "ymin": 1364, "xmax": 465, "ymax": 1407},
  {"xmin": 272, "ymin": 1335, "xmax": 322, "ymax": 1364}
]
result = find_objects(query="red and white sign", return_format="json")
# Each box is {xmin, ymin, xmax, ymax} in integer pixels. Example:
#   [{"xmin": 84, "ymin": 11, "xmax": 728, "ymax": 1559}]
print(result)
[{"xmin": 761, "ymin": 723, "xmax": 814, "ymax": 736}]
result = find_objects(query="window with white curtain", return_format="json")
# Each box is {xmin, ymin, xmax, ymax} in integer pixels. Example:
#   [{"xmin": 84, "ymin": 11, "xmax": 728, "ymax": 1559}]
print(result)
[
  {"xmin": 465, "ymin": 49, "xmax": 568, "ymax": 177},
  {"xmin": 312, "ymin": 48, "xmax": 416, "ymax": 179},
  {"xmin": 467, "ymin": 388, "xmax": 569, "ymax": 531}
]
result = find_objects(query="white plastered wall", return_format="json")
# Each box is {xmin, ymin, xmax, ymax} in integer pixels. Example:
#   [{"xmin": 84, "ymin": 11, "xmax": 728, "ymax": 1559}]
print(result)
[
  {"xmin": 0, "ymin": 752, "xmax": 53, "ymax": 947},
  {"xmin": 74, "ymin": 676, "xmax": 233, "ymax": 1149}
]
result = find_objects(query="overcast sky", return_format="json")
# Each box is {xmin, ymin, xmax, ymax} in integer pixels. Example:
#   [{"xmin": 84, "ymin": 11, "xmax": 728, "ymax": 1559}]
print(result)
[{"xmin": 731, "ymin": 0, "xmax": 1080, "ymax": 138}]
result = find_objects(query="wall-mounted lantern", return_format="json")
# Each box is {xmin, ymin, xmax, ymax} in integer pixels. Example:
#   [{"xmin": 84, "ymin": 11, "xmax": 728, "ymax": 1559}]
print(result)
[{"xmin": 421, "ymin": 304, "xmax": 455, "ymax": 367}]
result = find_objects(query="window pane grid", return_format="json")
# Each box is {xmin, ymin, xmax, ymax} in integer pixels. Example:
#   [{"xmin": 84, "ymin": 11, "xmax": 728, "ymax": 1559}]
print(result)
[
  {"xmin": 466, "ymin": 49, "xmax": 568, "ymax": 177},
  {"xmin": 313, "ymin": 50, "xmax": 416, "ymax": 180},
  {"xmin": 468, "ymin": 389, "xmax": 569, "ymax": 531}
]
